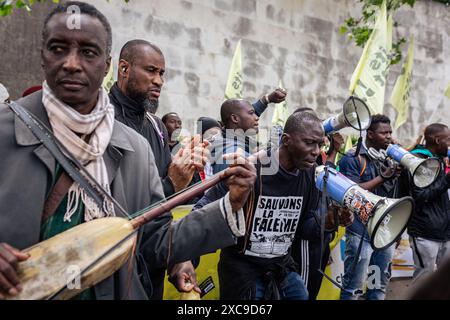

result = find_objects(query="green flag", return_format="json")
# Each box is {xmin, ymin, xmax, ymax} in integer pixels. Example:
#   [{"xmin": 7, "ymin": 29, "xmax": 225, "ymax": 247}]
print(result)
[
  {"xmin": 224, "ymin": 40, "xmax": 243, "ymax": 99},
  {"xmin": 390, "ymin": 36, "xmax": 414, "ymax": 129},
  {"xmin": 349, "ymin": 0, "xmax": 390, "ymax": 115},
  {"xmin": 271, "ymin": 80, "xmax": 289, "ymax": 127},
  {"xmin": 102, "ymin": 63, "xmax": 115, "ymax": 92}
]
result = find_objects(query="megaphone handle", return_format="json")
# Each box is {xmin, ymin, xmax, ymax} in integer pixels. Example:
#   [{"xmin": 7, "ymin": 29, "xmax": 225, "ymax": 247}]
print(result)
[
  {"xmin": 318, "ymin": 167, "xmax": 331, "ymax": 286},
  {"xmin": 352, "ymin": 96, "xmax": 363, "ymax": 131},
  {"xmin": 353, "ymin": 136, "xmax": 363, "ymax": 157},
  {"xmin": 379, "ymin": 160, "xmax": 397, "ymax": 180},
  {"xmin": 332, "ymin": 207, "xmax": 339, "ymax": 231}
]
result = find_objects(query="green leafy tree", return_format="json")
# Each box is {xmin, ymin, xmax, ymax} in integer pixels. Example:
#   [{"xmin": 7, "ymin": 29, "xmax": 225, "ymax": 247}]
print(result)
[
  {"xmin": 339, "ymin": 0, "xmax": 416, "ymax": 65},
  {"xmin": 0, "ymin": 0, "xmax": 129, "ymax": 16},
  {"xmin": 1, "ymin": 0, "xmax": 58, "ymax": 16},
  {"xmin": 340, "ymin": 0, "xmax": 449, "ymax": 64}
]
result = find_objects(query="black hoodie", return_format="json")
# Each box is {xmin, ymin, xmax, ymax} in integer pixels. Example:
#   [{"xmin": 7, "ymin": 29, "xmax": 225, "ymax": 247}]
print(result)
[{"xmin": 407, "ymin": 147, "xmax": 450, "ymax": 241}]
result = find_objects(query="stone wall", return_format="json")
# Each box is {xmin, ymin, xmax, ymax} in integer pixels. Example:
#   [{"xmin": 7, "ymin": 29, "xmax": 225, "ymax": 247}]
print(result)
[
  {"xmin": 0, "ymin": 0, "xmax": 449, "ymax": 144},
  {"xmin": 0, "ymin": 1, "xmax": 57, "ymax": 98}
]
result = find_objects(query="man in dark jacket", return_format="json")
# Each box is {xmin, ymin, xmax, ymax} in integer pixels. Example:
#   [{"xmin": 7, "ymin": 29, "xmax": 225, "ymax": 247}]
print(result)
[
  {"xmin": 109, "ymin": 40, "xmax": 201, "ymax": 198},
  {"xmin": 291, "ymin": 129, "xmax": 345, "ymax": 300},
  {"xmin": 109, "ymin": 39, "xmax": 217, "ymax": 299},
  {"xmin": 0, "ymin": 2, "xmax": 256, "ymax": 300},
  {"xmin": 209, "ymin": 99, "xmax": 259, "ymax": 175},
  {"xmin": 194, "ymin": 112, "xmax": 352, "ymax": 300},
  {"xmin": 208, "ymin": 88, "xmax": 286, "ymax": 175},
  {"xmin": 407, "ymin": 123, "xmax": 450, "ymax": 283},
  {"xmin": 338, "ymin": 114, "xmax": 403, "ymax": 300}
]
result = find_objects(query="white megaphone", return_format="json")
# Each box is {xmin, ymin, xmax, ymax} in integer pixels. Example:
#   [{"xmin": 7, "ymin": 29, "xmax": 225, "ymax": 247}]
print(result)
[
  {"xmin": 315, "ymin": 165, "xmax": 413, "ymax": 250},
  {"xmin": 322, "ymin": 96, "xmax": 372, "ymax": 134},
  {"xmin": 384, "ymin": 144, "xmax": 441, "ymax": 188}
]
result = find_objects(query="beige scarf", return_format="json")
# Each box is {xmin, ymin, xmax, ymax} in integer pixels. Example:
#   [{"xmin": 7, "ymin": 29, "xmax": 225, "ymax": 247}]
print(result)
[{"xmin": 42, "ymin": 81, "xmax": 115, "ymax": 222}]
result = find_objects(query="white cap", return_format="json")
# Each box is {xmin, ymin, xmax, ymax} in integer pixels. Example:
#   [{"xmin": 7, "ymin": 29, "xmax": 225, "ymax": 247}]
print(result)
[{"xmin": 0, "ymin": 83, "xmax": 9, "ymax": 102}]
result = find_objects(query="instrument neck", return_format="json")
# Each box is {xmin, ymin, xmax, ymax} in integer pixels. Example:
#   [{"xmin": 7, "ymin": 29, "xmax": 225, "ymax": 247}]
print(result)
[{"xmin": 130, "ymin": 171, "xmax": 225, "ymax": 229}]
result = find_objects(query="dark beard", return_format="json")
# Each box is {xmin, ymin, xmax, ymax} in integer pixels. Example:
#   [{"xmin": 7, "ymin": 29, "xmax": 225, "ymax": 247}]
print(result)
[
  {"xmin": 143, "ymin": 98, "xmax": 159, "ymax": 114},
  {"xmin": 125, "ymin": 75, "xmax": 148, "ymax": 105},
  {"xmin": 125, "ymin": 76, "xmax": 159, "ymax": 113},
  {"xmin": 126, "ymin": 87, "xmax": 147, "ymax": 105}
]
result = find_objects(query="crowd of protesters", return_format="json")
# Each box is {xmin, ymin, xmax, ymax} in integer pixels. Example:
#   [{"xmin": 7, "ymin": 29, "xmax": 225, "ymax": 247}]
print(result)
[{"xmin": 0, "ymin": 1, "xmax": 449, "ymax": 301}]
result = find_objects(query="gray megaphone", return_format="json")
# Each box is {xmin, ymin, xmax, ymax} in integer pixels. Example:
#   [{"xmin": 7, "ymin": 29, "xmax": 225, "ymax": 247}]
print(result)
[
  {"xmin": 315, "ymin": 165, "xmax": 413, "ymax": 250},
  {"xmin": 323, "ymin": 96, "xmax": 372, "ymax": 134},
  {"xmin": 383, "ymin": 144, "xmax": 441, "ymax": 188}
]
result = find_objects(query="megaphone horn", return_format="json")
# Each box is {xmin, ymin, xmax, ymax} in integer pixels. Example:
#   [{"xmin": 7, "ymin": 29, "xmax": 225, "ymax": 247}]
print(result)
[
  {"xmin": 322, "ymin": 96, "xmax": 372, "ymax": 134},
  {"xmin": 386, "ymin": 144, "xmax": 441, "ymax": 188},
  {"xmin": 315, "ymin": 165, "xmax": 413, "ymax": 250}
]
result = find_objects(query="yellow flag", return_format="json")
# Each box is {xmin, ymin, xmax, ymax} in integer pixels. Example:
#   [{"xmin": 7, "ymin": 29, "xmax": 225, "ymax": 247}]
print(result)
[
  {"xmin": 163, "ymin": 205, "xmax": 221, "ymax": 300},
  {"xmin": 271, "ymin": 80, "xmax": 289, "ymax": 127},
  {"xmin": 349, "ymin": 0, "xmax": 389, "ymax": 115},
  {"xmin": 390, "ymin": 36, "xmax": 414, "ymax": 129},
  {"xmin": 335, "ymin": 135, "xmax": 354, "ymax": 165},
  {"xmin": 344, "ymin": 135, "xmax": 354, "ymax": 153},
  {"xmin": 224, "ymin": 40, "xmax": 243, "ymax": 99},
  {"xmin": 317, "ymin": 227, "xmax": 346, "ymax": 300},
  {"xmin": 387, "ymin": 14, "xmax": 393, "ymax": 52},
  {"xmin": 102, "ymin": 63, "xmax": 115, "ymax": 92},
  {"xmin": 445, "ymin": 82, "xmax": 450, "ymax": 99}
]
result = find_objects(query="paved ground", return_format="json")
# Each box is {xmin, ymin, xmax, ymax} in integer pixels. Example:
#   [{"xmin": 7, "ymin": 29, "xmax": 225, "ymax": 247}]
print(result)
[{"xmin": 385, "ymin": 278, "xmax": 413, "ymax": 300}]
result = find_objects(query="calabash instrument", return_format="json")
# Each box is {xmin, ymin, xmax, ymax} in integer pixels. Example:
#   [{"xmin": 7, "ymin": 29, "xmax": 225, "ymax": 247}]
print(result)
[{"xmin": 6, "ymin": 171, "xmax": 227, "ymax": 300}]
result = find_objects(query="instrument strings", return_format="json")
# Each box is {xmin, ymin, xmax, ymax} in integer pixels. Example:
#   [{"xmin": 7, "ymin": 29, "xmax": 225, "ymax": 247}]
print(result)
[{"xmin": 126, "ymin": 174, "xmax": 215, "ymax": 221}]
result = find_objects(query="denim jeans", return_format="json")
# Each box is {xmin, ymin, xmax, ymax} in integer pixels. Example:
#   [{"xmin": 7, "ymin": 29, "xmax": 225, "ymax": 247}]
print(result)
[
  {"xmin": 254, "ymin": 271, "xmax": 309, "ymax": 300},
  {"xmin": 340, "ymin": 232, "xmax": 394, "ymax": 300}
]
